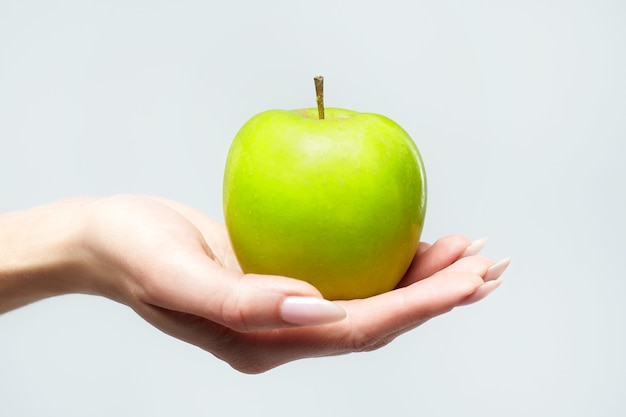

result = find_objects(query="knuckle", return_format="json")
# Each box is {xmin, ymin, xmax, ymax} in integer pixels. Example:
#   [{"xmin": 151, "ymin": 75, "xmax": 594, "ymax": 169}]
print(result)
[
  {"xmin": 350, "ymin": 333, "xmax": 394, "ymax": 353},
  {"xmin": 219, "ymin": 287, "xmax": 255, "ymax": 333}
]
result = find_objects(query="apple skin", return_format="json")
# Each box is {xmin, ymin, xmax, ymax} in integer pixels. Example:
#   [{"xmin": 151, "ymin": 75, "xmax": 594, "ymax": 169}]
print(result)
[{"xmin": 223, "ymin": 107, "xmax": 426, "ymax": 300}]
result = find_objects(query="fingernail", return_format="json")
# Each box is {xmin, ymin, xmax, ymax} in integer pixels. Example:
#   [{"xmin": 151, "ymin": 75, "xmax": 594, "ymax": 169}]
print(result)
[
  {"xmin": 461, "ymin": 237, "xmax": 489, "ymax": 257},
  {"xmin": 484, "ymin": 257, "xmax": 511, "ymax": 281},
  {"xmin": 280, "ymin": 296, "xmax": 346, "ymax": 326},
  {"xmin": 459, "ymin": 278, "xmax": 503, "ymax": 306}
]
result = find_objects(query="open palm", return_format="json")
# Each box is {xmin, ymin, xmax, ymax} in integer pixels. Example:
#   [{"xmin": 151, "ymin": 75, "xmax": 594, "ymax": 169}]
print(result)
[{"xmin": 80, "ymin": 195, "xmax": 507, "ymax": 373}]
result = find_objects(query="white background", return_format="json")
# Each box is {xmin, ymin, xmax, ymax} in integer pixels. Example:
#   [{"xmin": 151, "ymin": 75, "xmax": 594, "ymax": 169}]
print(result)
[{"xmin": 1, "ymin": 1, "xmax": 625, "ymax": 415}]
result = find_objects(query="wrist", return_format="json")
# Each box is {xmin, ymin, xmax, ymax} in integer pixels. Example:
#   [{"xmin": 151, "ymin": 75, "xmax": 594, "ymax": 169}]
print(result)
[{"xmin": 0, "ymin": 198, "xmax": 97, "ymax": 312}]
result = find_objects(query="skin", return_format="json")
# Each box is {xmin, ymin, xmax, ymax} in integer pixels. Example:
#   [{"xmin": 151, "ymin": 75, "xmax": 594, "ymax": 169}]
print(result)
[
  {"xmin": 0, "ymin": 194, "xmax": 507, "ymax": 374},
  {"xmin": 224, "ymin": 108, "xmax": 427, "ymax": 299}
]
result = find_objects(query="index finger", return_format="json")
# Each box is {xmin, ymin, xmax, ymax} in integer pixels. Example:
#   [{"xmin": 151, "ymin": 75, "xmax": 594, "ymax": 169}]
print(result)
[{"xmin": 397, "ymin": 235, "xmax": 472, "ymax": 287}]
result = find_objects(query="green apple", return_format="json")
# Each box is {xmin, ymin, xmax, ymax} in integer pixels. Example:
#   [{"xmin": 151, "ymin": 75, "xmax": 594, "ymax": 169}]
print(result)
[{"xmin": 223, "ymin": 79, "xmax": 426, "ymax": 300}]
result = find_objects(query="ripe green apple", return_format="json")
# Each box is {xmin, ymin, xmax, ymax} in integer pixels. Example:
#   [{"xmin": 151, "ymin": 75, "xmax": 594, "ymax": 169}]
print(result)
[{"xmin": 223, "ymin": 105, "xmax": 426, "ymax": 300}]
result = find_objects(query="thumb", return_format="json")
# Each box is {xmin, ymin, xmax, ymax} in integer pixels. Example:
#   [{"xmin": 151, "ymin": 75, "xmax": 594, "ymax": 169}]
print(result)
[
  {"xmin": 141, "ymin": 256, "xmax": 346, "ymax": 332},
  {"xmin": 222, "ymin": 272, "xmax": 347, "ymax": 331}
]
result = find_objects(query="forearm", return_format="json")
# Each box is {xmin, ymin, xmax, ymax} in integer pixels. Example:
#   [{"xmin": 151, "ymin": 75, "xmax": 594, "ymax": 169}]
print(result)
[{"xmin": 0, "ymin": 198, "xmax": 95, "ymax": 313}]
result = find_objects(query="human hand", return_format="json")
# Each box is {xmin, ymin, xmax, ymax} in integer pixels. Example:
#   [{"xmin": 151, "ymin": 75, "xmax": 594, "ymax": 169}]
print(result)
[
  {"xmin": 77, "ymin": 195, "xmax": 508, "ymax": 373},
  {"xmin": 0, "ymin": 195, "xmax": 509, "ymax": 373}
]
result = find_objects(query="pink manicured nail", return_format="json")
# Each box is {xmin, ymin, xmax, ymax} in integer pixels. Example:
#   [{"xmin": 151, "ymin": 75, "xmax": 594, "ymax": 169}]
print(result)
[
  {"xmin": 461, "ymin": 237, "xmax": 489, "ymax": 257},
  {"xmin": 459, "ymin": 278, "xmax": 503, "ymax": 306},
  {"xmin": 280, "ymin": 296, "xmax": 346, "ymax": 326},
  {"xmin": 484, "ymin": 257, "xmax": 511, "ymax": 281}
]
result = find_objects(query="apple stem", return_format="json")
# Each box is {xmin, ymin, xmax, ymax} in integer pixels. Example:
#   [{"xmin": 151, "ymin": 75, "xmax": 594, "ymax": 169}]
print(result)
[{"xmin": 314, "ymin": 75, "xmax": 325, "ymax": 120}]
